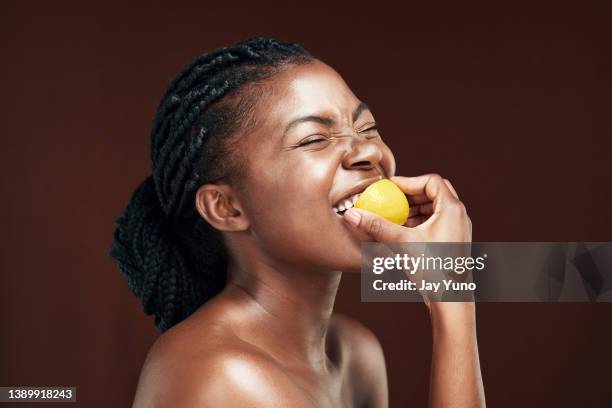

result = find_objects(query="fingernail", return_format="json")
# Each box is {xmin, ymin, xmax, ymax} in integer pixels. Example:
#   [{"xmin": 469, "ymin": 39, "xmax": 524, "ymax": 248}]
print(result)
[{"xmin": 343, "ymin": 209, "xmax": 361, "ymax": 227}]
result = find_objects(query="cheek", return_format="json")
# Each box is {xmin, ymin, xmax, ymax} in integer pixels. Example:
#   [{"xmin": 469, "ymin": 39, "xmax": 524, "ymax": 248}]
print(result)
[
  {"xmin": 241, "ymin": 159, "xmax": 332, "ymax": 237},
  {"xmin": 240, "ymin": 157, "xmax": 355, "ymax": 264},
  {"xmin": 238, "ymin": 150, "xmax": 366, "ymax": 271}
]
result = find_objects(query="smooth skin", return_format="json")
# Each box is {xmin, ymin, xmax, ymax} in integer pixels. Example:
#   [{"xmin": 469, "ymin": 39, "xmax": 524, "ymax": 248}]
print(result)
[{"xmin": 132, "ymin": 60, "xmax": 485, "ymax": 407}]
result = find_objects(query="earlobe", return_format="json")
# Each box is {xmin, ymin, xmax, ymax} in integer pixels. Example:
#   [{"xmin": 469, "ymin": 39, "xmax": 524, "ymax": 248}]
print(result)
[{"xmin": 195, "ymin": 184, "xmax": 250, "ymax": 232}]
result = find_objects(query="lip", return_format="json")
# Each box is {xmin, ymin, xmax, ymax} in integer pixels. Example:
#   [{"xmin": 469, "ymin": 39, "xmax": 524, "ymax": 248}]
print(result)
[{"xmin": 331, "ymin": 175, "xmax": 384, "ymax": 208}]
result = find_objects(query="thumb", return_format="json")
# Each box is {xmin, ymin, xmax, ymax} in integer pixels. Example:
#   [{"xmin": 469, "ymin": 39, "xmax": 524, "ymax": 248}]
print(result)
[{"xmin": 342, "ymin": 208, "xmax": 412, "ymax": 242}]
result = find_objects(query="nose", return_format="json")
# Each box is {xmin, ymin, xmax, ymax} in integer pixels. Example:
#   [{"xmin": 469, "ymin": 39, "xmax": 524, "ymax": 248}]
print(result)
[{"xmin": 341, "ymin": 133, "xmax": 384, "ymax": 171}]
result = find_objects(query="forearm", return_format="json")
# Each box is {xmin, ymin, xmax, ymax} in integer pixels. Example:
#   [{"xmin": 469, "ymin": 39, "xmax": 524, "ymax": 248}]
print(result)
[{"xmin": 428, "ymin": 303, "xmax": 485, "ymax": 408}]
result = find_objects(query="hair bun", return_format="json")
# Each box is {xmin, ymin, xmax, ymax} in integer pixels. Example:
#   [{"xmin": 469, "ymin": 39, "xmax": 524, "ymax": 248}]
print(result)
[
  {"xmin": 109, "ymin": 176, "xmax": 163, "ymax": 291},
  {"xmin": 109, "ymin": 174, "xmax": 226, "ymax": 331},
  {"xmin": 109, "ymin": 175, "xmax": 178, "ymax": 330}
]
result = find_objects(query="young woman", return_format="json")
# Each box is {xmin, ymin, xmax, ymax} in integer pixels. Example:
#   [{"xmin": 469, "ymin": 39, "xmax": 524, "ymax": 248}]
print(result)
[{"xmin": 110, "ymin": 37, "xmax": 485, "ymax": 407}]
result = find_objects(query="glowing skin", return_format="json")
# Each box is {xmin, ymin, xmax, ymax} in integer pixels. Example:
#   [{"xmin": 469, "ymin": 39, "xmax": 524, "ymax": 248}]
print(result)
[
  {"xmin": 131, "ymin": 60, "xmax": 484, "ymax": 408},
  {"xmin": 219, "ymin": 60, "xmax": 396, "ymax": 274}
]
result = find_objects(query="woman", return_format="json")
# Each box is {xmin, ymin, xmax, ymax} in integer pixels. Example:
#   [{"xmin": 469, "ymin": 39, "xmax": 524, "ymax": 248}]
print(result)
[{"xmin": 110, "ymin": 37, "xmax": 485, "ymax": 407}]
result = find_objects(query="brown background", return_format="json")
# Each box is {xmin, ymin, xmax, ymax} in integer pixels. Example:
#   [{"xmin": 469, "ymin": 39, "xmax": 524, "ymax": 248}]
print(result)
[{"xmin": 1, "ymin": 1, "xmax": 611, "ymax": 407}]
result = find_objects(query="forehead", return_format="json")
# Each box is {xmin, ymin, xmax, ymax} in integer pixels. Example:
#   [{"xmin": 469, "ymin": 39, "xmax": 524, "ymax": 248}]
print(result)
[{"xmin": 258, "ymin": 60, "xmax": 362, "ymax": 126}]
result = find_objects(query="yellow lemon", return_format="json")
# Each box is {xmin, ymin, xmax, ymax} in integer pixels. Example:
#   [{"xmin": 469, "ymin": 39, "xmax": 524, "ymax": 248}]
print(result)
[{"xmin": 354, "ymin": 179, "xmax": 410, "ymax": 225}]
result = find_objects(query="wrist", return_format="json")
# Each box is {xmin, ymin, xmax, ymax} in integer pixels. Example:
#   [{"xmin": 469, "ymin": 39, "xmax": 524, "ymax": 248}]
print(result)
[{"xmin": 428, "ymin": 302, "xmax": 476, "ymax": 336}]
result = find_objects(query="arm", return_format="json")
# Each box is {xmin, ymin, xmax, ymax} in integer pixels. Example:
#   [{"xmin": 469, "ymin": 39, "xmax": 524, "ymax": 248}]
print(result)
[
  {"xmin": 343, "ymin": 174, "xmax": 486, "ymax": 407},
  {"xmin": 428, "ymin": 303, "xmax": 485, "ymax": 408}
]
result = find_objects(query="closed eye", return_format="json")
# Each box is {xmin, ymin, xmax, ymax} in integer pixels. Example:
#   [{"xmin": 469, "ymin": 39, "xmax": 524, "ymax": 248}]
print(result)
[
  {"xmin": 361, "ymin": 124, "xmax": 380, "ymax": 139},
  {"xmin": 298, "ymin": 136, "xmax": 329, "ymax": 146}
]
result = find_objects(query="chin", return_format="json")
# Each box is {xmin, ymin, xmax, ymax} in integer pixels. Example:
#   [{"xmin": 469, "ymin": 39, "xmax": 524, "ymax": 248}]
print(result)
[
  {"xmin": 335, "ymin": 229, "xmax": 371, "ymax": 272},
  {"xmin": 340, "ymin": 264, "xmax": 362, "ymax": 274},
  {"xmin": 333, "ymin": 246, "xmax": 364, "ymax": 274}
]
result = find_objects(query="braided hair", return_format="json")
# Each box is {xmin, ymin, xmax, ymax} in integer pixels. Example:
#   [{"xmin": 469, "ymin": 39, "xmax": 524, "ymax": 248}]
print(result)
[{"xmin": 109, "ymin": 37, "xmax": 313, "ymax": 332}]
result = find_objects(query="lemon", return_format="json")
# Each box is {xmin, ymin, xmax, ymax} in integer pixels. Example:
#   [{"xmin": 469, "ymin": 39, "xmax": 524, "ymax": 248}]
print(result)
[{"xmin": 354, "ymin": 179, "xmax": 410, "ymax": 225}]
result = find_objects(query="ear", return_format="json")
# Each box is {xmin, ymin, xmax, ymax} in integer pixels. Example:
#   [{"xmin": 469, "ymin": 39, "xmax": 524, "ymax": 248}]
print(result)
[{"xmin": 194, "ymin": 184, "xmax": 250, "ymax": 232}]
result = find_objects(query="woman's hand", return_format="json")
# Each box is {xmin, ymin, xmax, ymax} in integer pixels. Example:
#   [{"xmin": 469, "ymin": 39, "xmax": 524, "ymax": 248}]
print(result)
[
  {"xmin": 343, "ymin": 173, "xmax": 473, "ymax": 304},
  {"xmin": 342, "ymin": 173, "xmax": 472, "ymax": 243}
]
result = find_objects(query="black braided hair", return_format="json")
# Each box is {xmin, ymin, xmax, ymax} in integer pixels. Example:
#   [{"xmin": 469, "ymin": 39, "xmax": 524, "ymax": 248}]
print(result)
[{"xmin": 109, "ymin": 37, "xmax": 313, "ymax": 332}]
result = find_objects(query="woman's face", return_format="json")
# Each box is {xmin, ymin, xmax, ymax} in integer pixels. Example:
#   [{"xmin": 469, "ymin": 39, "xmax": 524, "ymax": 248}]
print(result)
[{"xmin": 235, "ymin": 60, "xmax": 396, "ymax": 273}]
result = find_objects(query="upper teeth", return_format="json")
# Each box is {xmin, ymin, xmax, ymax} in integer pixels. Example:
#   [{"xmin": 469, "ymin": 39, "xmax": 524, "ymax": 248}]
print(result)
[{"xmin": 333, "ymin": 193, "xmax": 360, "ymax": 213}]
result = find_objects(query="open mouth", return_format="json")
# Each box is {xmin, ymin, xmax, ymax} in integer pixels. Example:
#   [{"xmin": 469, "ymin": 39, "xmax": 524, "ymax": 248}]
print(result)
[
  {"xmin": 331, "ymin": 175, "xmax": 383, "ymax": 217},
  {"xmin": 332, "ymin": 192, "xmax": 361, "ymax": 216}
]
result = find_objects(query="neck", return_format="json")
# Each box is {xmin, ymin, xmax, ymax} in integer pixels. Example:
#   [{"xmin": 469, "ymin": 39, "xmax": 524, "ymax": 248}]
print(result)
[{"xmin": 224, "ymin": 244, "xmax": 342, "ymax": 370}]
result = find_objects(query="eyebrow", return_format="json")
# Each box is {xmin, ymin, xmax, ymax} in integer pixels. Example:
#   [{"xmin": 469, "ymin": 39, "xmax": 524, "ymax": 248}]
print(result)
[{"xmin": 282, "ymin": 101, "xmax": 371, "ymax": 138}]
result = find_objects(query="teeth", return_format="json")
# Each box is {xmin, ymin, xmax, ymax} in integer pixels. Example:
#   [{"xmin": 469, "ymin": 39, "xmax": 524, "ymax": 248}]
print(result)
[{"xmin": 332, "ymin": 193, "xmax": 362, "ymax": 214}]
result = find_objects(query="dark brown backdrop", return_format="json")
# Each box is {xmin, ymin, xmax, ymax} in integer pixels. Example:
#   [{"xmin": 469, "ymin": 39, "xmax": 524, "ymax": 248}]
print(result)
[{"xmin": 1, "ymin": 1, "xmax": 611, "ymax": 407}]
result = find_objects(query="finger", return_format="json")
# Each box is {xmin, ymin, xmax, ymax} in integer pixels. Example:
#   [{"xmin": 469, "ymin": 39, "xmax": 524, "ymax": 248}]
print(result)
[
  {"xmin": 407, "ymin": 194, "xmax": 430, "ymax": 205},
  {"xmin": 443, "ymin": 178, "xmax": 459, "ymax": 200},
  {"xmin": 343, "ymin": 208, "xmax": 413, "ymax": 242},
  {"xmin": 405, "ymin": 215, "xmax": 428, "ymax": 227},
  {"xmin": 409, "ymin": 202, "xmax": 434, "ymax": 217},
  {"xmin": 391, "ymin": 174, "xmax": 456, "ymax": 210}
]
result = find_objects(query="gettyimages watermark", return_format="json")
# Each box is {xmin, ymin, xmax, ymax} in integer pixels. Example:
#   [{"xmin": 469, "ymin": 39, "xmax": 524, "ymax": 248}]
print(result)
[{"xmin": 361, "ymin": 242, "xmax": 612, "ymax": 302}]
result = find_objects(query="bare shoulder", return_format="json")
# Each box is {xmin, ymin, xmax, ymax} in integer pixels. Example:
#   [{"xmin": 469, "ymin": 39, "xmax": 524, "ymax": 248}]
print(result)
[
  {"xmin": 132, "ymin": 323, "xmax": 310, "ymax": 408},
  {"xmin": 330, "ymin": 314, "xmax": 382, "ymax": 350},
  {"xmin": 330, "ymin": 313, "xmax": 388, "ymax": 407}
]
